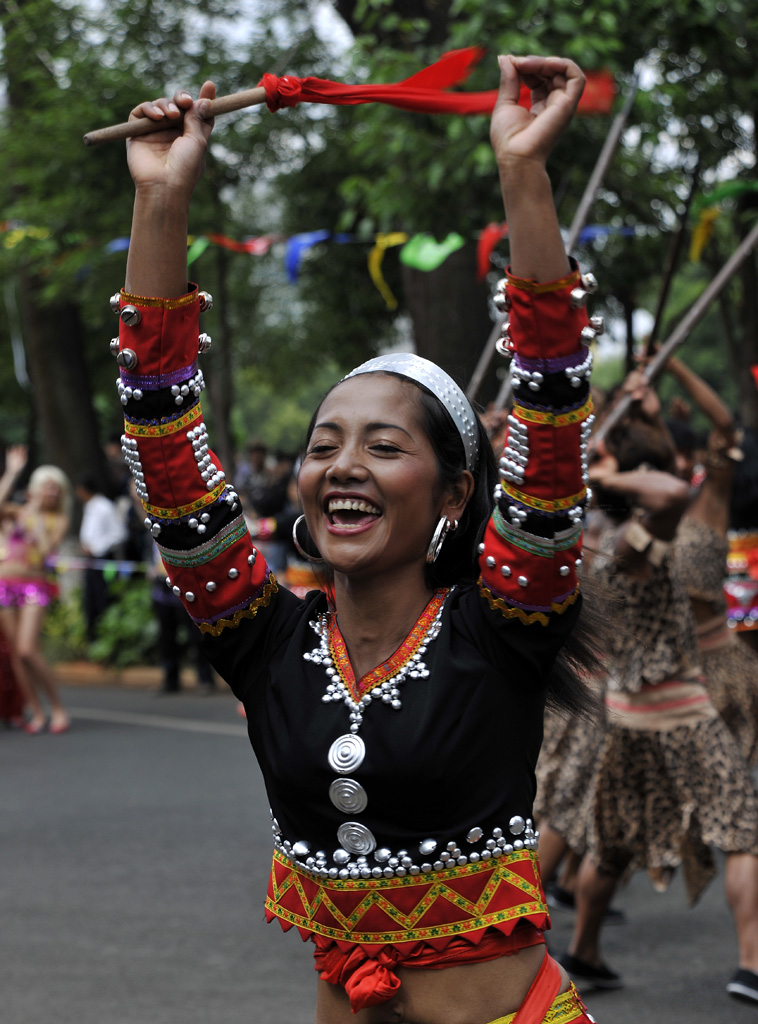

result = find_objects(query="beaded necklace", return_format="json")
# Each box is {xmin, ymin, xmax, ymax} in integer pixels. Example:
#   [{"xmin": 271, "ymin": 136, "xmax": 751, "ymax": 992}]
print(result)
[{"xmin": 304, "ymin": 587, "xmax": 450, "ymax": 735}]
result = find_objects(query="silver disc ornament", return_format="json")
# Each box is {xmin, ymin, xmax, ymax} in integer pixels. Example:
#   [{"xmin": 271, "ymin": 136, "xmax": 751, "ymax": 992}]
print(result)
[
  {"xmin": 328, "ymin": 733, "xmax": 366, "ymax": 774},
  {"xmin": 337, "ymin": 821, "xmax": 377, "ymax": 856},
  {"xmin": 329, "ymin": 778, "xmax": 368, "ymax": 814}
]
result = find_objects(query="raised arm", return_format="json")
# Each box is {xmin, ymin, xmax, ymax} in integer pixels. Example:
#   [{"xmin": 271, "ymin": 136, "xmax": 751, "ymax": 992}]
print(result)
[
  {"xmin": 664, "ymin": 354, "xmax": 735, "ymax": 442},
  {"xmin": 477, "ymin": 56, "xmax": 594, "ymax": 629},
  {"xmin": 0, "ymin": 445, "xmax": 28, "ymax": 507},
  {"xmin": 593, "ymin": 468, "xmax": 690, "ymax": 586},
  {"xmin": 490, "ymin": 55, "xmax": 583, "ymax": 282},
  {"xmin": 112, "ymin": 85, "xmax": 283, "ymax": 689},
  {"xmin": 125, "ymin": 82, "xmax": 216, "ymax": 297}
]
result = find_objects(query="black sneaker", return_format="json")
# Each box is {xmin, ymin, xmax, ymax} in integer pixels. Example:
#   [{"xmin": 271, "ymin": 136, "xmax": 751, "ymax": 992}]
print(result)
[
  {"xmin": 560, "ymin": 953, "xmax": 623, "ymax": 990},
  {"xmin": 727, "ymin": 968, "xmax": 758, "ymax": 1003}
]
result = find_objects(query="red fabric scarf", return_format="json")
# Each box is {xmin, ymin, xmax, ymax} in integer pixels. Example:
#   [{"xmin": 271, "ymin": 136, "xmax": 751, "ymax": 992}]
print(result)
[{"xmin": 259, "ymin": 47, "xmax": 616, "ymax": 118}]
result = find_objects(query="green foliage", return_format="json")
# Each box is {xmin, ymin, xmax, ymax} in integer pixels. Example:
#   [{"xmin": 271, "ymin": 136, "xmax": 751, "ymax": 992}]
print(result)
[
  {"xmin": 230, "ymin": 359, "xmax": 346, "ymax": 453},
  {"xmin": 43, "ymin": 575, "xmax": 159, "ymax": 667},
  {"xmin": 87, "ymin": 576, "xmax": 159, "ymax": 667},
  {"xmin": 2, "ymin": 0, "xmax": 758, "ymax": 457},
  {"xmin": 41, "ymin": 586, "xmax": 90, "ymax": 663}
]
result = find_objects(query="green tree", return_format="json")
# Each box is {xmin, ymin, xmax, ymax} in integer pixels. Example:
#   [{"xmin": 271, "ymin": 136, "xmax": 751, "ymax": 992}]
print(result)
[{"xmin": 284, "ymin": 0, "xmax": 758, "ymax": 421}]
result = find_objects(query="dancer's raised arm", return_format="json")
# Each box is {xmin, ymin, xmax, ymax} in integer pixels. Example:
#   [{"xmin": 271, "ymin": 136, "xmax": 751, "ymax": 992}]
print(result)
[
  {"xmin": 475, "ymin": 55, "xmax": 594, "ymax": 631},
  {"xmin": 490, "ymin": 55, "xmax": 584, "ymax": 282},
  {"xmin": 124, "ymin": 82, "xmax": 216, "ymax": 297}
]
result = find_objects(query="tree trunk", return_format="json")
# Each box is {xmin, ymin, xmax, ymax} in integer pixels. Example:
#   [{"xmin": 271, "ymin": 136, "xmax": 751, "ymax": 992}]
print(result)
[
  {"xmin": 18, "ymin": 271, "xmax": 110, "ymax": 485},
  {"xmin": 401, "ymin": 241, "xmax": 498, "ymax": 404},
  {"xmin": 3, "ymin": 0, "xmax": 109, "ymax": 487}
]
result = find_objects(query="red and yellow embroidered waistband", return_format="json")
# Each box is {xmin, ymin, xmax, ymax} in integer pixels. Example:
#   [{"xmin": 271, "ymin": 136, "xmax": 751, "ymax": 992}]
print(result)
[{"xmin": 265, "ymin": 846, "xmax": 549, "ymax": 954}]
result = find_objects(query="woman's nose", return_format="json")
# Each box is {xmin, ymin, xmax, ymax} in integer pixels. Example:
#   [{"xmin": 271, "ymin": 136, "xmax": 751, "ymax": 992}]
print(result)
[{"xmin": 326, "ymin": 445, "xmax": 368, "ymax": 481}]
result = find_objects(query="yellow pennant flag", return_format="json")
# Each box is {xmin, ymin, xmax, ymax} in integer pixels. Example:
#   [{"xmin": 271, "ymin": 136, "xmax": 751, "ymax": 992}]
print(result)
[
  {"xmin": 368, "ymin": 232, "xmax": 409, "ymax": 309},
  {"xmin": 689, "ymin": 206, "xmax": 720, "ymax": 263}
]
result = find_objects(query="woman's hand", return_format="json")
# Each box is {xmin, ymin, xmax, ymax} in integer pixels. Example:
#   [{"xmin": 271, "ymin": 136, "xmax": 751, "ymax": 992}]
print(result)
[
  {"xmin": 126, "ymin": 81, "xmax": 216, "ymax": 199},
  {"xmin": 490, "ymin": 55, "xmax": 585, "ymax": 171},
  {"xmin": 3, "ymin": 445, "xmax": 28, "ymax": 480},
  {"xmin": 620, "ymin": 367, "xmax": 662, "ymax": 420},
  {"xmin": 587, "ymin": 440, "xmax": 619, "ymax": 484}
]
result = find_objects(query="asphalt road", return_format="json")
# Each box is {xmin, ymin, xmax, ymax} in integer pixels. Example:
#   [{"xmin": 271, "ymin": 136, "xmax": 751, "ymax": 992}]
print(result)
[{"xmin": 3, "ymin": 680, "xmax": 758, "ymax": 1024}]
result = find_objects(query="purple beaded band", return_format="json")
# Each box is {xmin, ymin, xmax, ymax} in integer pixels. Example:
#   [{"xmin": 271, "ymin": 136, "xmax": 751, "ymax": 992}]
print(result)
[
  {"xmin": 119, "ymin": 362, "xmax": 198, "ymax": 390},
  {"xmin": 512, "ymin": 345, "xmax": 590, "ymax": 375}
]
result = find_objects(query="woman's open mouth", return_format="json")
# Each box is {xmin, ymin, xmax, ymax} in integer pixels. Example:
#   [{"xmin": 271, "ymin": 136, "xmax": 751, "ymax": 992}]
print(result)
[{"xmin": 326, "ymin": 497, "xmax": 382, "ymax": 532}]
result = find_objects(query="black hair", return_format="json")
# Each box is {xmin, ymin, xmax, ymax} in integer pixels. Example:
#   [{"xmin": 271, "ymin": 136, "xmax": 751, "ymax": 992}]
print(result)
[
  {"xmin": 411, "ymin": 382, "xmax": 498, "ymax": 589},
  {"xmin": 606, "ymin": 417, "xmax": 677, "ymax": 474},
  {"xmin": 76, "ymin": 473, "xmax": 101, "ymax": 496},
  {"xmin": 593, "ymin": 415, "xmax": 678, "ymax": 524},
  {"xmin": 665, "ymin": 418, "xmax": 698, "ymax": 457}
]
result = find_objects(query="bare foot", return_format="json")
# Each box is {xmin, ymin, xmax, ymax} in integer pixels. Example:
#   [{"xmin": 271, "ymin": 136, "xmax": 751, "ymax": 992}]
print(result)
[{"xmin": 49, "ymin": 711, "xmax": 70, "ymax": 734}]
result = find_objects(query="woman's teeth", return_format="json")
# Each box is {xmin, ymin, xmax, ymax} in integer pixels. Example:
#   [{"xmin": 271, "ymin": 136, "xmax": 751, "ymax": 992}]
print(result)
[{"xmin": 327, "ymin": 498, "xmax": 381, "ymax": 516}]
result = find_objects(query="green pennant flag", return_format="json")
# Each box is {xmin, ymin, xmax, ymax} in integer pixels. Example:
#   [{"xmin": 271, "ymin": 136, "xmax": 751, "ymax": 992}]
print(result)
[
  {"xmin": 692, "ymin": 180, "xmax": 758, "ymax": 216},
  {"xmin": 187, "ymin": 237, "xmax": 211, "ymax": 267},
  {"xmin": 399, "ymin": 232, "xmax": 466, "ymax": 271}
]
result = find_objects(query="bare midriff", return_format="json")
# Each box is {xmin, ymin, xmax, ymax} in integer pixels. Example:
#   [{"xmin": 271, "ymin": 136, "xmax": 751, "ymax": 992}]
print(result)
[{"xmin": 314, "ymin": 944, "xmax": 571, "ymax": 1024}]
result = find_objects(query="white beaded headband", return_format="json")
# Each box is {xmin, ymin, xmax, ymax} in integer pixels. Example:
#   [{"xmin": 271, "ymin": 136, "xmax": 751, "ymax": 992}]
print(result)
[{"xmin": 342, "ymin": 354, "xmax": 480, "ymax": 473}]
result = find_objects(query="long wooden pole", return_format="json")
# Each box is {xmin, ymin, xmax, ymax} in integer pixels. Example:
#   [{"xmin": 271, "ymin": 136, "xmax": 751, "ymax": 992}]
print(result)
[
  {"xmin": 466, "ymin": 317, "xmax": 506, "ymax": 401},
  {"xmin": 83, "ymin": 86, "xmax": 268, "ymax": 146},
  {"xmin": 595, "ymin": 218, "xmax": 758, "ymax": 441},
  {"xmin": 564, "ymin": 77, "xmax": 639, "ymax": 254},
  {"xmin": 644, "ymin": 159, "xmax": 701, "ymax": 356}
]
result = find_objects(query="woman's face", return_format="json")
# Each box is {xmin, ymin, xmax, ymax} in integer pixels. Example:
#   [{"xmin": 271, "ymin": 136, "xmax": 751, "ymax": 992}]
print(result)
[
  {"xmin": 298, "ymin": 375, "xmax": 448, "ymax": 582},
  {"xmin": 35, "ymin": 479, "xmax": 63, "ymax": 512}
]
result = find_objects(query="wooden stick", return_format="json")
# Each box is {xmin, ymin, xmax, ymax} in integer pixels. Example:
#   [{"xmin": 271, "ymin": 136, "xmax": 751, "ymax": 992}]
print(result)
[
  {"xmin": 83, "ymin": 86, "xmax": 268, "ymax": 146},
  {"xmin": 465, "ymin": 315, "xmax": 506, "ymax": 401},
  {"xmin": 564, "ymin": 76, "xmax": 638, "ymax": 253},
  {"xmin": 644, "ymin": 158, "xmax": 701, "ymax": 357},
  {"xmin": 595, "ymin": 217, "xmax": 758, "ymax": 442}
]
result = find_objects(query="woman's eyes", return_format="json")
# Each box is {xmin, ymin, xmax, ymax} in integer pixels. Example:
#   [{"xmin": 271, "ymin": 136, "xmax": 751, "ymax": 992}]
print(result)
[
  {"xmin": 307, "ymin": 441, "xmax": 403, "ymax": 456},
  {"xmin": 369, "ymin": 443, "xmax": 402, "ymax": 454}
]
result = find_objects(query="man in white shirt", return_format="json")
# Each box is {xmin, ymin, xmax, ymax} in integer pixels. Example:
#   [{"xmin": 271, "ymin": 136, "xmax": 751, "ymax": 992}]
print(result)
[{"xmin": 76, "ymin": 475, "xmax": 129, "ymax": 641}]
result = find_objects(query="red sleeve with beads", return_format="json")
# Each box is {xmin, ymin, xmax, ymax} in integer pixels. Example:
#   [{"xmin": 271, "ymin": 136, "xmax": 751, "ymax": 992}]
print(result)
[
  {"xmin": 116, "ymin": 287, "xmax": 277, "ymax": 636},
  {"xmin": 478, "ymin": 265, "xmax": 596, "ymax": 626}
]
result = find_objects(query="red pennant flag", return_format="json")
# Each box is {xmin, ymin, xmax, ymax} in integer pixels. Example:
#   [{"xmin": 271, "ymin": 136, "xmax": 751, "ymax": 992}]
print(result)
[
  {"xmin": 574, "ymin": 68, "xmax": 617, "ymax": 114},
  {"xmin": 259, "ymin": 48, "xmax": 616, "ymax": 118},
  {"xmin": 751, "ymin": 365, "xmax": 758, "ymax": 392},
  {"xmin": 207, "ymin": 232, "xmax": 280, "ymax": 255},
  {"xmin": 477, "ymin": 221, "xmax": 509, "ymax": 279}
]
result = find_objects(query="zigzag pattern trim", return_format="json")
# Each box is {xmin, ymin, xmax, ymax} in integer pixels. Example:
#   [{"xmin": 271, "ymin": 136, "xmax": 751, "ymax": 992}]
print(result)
[{"xmin": 265, "ymin": 847, "xmax": 548, "ymax": 946}]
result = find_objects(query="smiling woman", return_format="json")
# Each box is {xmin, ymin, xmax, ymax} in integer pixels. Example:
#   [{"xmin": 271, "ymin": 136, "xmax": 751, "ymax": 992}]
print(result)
[
  {"xmin": 114, "ymin": 54, "xmax": 600, "ymax": 1024},
  {"xmin": 298, "ymin": 371, "xmax": 478, "ymax": 596}
]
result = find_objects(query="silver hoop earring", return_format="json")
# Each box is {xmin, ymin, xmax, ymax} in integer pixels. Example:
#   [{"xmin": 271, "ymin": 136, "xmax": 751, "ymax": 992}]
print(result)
[
  {"xmin": 426, "ymin": 515, "xmax": 456, "ymax": 564},
  {"xmin": 292, "ymin": 514, "xmax": 324, "ymax": 563}
]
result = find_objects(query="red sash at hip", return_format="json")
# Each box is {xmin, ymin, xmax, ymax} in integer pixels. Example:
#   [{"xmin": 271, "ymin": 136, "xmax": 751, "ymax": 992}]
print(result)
[
  {"xmin": 312, "ymin": 925, "xmax": 545, "ymax": 1013},
  {"xmin": 510, "ymin": 951, "xmax": 562, "ymax": 1024}
]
